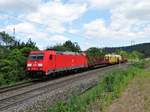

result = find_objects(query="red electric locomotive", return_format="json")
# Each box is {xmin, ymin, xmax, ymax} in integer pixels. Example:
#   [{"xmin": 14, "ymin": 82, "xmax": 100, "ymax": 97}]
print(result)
[{"xmin": 26, "ymin": 50, "xmax": 88, "ymax": 78}]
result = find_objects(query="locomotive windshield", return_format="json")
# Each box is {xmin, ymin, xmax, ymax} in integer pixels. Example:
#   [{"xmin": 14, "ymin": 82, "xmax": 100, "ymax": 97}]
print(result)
[{"xmin": 28, "ymin": 54, "xmax": 44, "ymax": 60}]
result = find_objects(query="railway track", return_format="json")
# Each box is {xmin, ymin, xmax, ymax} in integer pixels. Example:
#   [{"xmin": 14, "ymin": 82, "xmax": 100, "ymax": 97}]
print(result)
[
  {"xmin": 0, "ymin": 64, "xmax": 128, "ymax": 111},
  {"xmin": 0, "ymin": 65, "xmax": 106, "ymax": 94},
  {"xmin": 0, "ymin": 69, "xmax": 97, "ymax": 111},
  {"xmin": 0, "ymin": 80, "xmax": 38, "ymax": 94}
]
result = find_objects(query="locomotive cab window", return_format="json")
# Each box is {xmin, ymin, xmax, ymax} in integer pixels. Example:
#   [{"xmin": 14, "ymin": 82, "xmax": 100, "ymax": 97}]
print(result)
[
  {"xmin": 37, "ymin": 54, "xmax": 44, "ymax": 60},
  {"xmin": 29, "ymin": 54, "xmax": 44, "ymax": 60},
  {"xmin": 49, "ymin": 54, "xmax": 53, "ymax": 60}
]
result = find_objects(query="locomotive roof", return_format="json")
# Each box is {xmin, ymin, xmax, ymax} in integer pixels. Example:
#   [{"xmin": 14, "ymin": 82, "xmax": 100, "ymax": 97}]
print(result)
[
  {"xmin": 30, "ymin": 50, "xmax": 45, "ymax": 54},
  {"xmin": 56, "ymin": 51, "xmax": 80, "ymax": 55},
  {"xmin": 30, "ymin": 50, "xmax": 86, "ymax": 55}
]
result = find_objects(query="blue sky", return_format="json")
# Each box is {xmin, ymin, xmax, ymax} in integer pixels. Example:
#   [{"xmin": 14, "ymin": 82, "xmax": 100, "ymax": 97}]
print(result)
[{"xmin": 0, "ymin": 0, "xmax": 150, "ymax": 50}]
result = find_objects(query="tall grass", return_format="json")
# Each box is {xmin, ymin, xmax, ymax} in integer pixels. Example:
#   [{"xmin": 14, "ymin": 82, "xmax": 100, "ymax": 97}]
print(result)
[{"xmin": 48, "ymin": 63, "xmax": 144, "ymax": 112}]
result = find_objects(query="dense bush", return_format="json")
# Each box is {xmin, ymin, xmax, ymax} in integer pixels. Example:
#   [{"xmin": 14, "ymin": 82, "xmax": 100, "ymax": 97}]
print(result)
[
  {"xmin": 132, "ymin": 60, "xmax": 145, "ymax": 69},
  {"xmin": 0, "ymin": 32, "xmax": 38, "ymax": 86}
]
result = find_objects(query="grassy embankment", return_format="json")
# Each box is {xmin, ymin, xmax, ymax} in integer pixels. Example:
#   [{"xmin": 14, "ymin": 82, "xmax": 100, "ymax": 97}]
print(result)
[
  {"xmin": 48, "ymin": 60, "xmax": 148, "ymax": 112},
  {"xmin": 107, "ymin": 66, "xmax": 150, "ymax": 112}
]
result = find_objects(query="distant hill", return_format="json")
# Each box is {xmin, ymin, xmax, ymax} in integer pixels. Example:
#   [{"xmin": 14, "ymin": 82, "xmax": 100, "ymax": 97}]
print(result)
[{"xmin": 104, "ymin": 43, "xmax": 150, "ymax": 57}]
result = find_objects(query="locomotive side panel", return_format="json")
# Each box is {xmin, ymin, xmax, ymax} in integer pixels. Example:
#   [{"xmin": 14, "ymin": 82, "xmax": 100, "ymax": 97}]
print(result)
[{"xmin": 55, "ymin": 53, "xmax": 88, "ymax": 72}]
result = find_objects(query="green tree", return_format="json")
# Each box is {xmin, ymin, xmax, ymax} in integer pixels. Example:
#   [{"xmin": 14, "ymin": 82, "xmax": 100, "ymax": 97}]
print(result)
[
  {"xmin": 0, "ymin": 32, "xmax": 38, "ymax": 86},
  {"xmin": 86, "ymin": 47, "xmax": 104, "ymax": 57},
  {"xmin": 47, "ymin": 44, "xmax": 68, "ymax": 51},
  {"xmin": 47, "ymin": 40, "xmax": 81, "ymax": 52},
  {"xmin": 0, "ymin": 31, "xmax": 15, "ymax": 47},
  {"xmin": 63, "ymin": 41, "xmax": 81, "ymax": 52}
]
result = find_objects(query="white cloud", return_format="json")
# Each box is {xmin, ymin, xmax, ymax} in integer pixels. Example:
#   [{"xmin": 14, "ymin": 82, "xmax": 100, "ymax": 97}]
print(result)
[
  {"xmin": 68, "ymin": 28, "xmax": 79, "ymax": 34},
  {"xmin": 110, "ymin": 0, "xmax": 150, "ymax": 38},
  {"xmin": 0, "ymin": 22, "xmax": 49, "ymax": 40},
  {"xmin": 82, "ymin": 0, "xmax": 150, "ymax": 45},
  {"xmin": 5, "ymin": 22, "xmax": 36, "ymax": 33},
  {"xmin": 122, "ymin": 0, "xmax": 150, "ymax": 21},
  {"xmin": 84, "ymin": 19, "xmax": 107, "ymax": 38},
  {"xmin": 50, "ymin": 35, "xmax": 69, "ymax": 42},
  {"xmin": 0, "ymin": 0, "xmax": 88, "ymax": 49},
  {"xmin": 88, "ymin": 0, "xmax": 122, "ymax": 9},
  {"xmin": 0, "ymin": 0, "xmax": 40, "ymax": 14},
  {"xmin": 45, "ymin": 20, "xmax": 66, "ymax": 33},
  {"xmin": 25, "ymin": 1, "xmax": 87, "ymax": 33},
  {"xmin": 0, "ymin": 0, "xmax": 150, "ymax": 50},
  {"xmin": 0, "ymin": 15, "xmax": 9, "ymax": 20},
  {"xmin": 0, "ymin": 0, "xmax": 87, "ymax": 33},
  {"xmin": 0, "ymin": 22, "xmax": 70, "ymax": 49}
]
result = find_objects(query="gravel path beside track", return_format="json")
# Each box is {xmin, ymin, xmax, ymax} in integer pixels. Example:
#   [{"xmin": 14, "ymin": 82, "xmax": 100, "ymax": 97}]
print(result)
[{"xmin": 0, "ymin": 64, "xmax": 128, "ymax": 112}]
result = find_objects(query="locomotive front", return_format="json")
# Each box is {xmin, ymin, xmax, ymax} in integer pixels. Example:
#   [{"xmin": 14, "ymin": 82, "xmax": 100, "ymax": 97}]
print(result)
[{"xmin": 26, "ymin": 51, "xmax": 45, "ymax": 78}]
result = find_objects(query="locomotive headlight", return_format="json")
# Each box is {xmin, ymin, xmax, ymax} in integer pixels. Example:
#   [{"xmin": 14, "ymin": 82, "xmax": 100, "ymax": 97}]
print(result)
[
  {"xmin": 38, "ymin": 64, "xmax": 43, "ymax": 67},
  {"xmin": 27, "ymin": 64, "xmax": 32, "ymax": 67}
]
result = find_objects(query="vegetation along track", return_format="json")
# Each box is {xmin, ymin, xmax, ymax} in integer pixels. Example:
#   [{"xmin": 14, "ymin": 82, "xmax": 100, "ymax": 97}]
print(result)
[{"xmin": 0, "ymin": 64, "xmax": 128, "ymax": 111}]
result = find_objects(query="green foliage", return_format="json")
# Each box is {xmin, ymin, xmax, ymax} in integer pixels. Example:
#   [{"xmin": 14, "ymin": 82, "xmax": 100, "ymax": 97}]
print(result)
[
  {"xmin": 86, "ymin": 47, "xmax": 104, "ymax": 64},
  {"xmin": 129, "ymin": 51, "xmax": 144, "ymax": 60},
  {"xmin": 0, "ymin": 32, "xmax": 38, "ymax": 86},
  {"xmin": 47, "ymin": 40, "xmax": 81, "ymax": 52},
  {"xmin": 63, "ymin": 41, "xmax": 81, "ymax": 52},
  {"xmin": 0, "ymin": 31, "xmax": 15, "ymax": 46},
  {"xmin": 0, "ymin": 73, "xmax": 5, "ymax": 85},
  {"xmin": 116, "ymin": 50, "xmax": 128, "ymax": 57},
  {"xmin": 86, "ymin": 47, "xmax": 104, "ymax": 57},
  {"xmin": 132, "ymin": 59, "xmax": 145, "ymax": 69},
  {"xmin": 48, "ymin": 64, "xmax": 143, "ymax": 112},
  {"xmin": 116, "ymin": 50, "xmax": 144, "ymax": 60},
  {"xmin": 103, "ymin": 67, "xmax": 139, "ymax": 94},
  {"xmin": 47, "ymin": 44, "xmax": 68, "ymax": 52}
]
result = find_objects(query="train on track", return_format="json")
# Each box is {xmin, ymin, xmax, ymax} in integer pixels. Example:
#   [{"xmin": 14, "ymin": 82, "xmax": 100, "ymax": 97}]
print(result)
[{"xmin": 26, "ymin": 50, "xmax": 127, "ymax": 78}]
